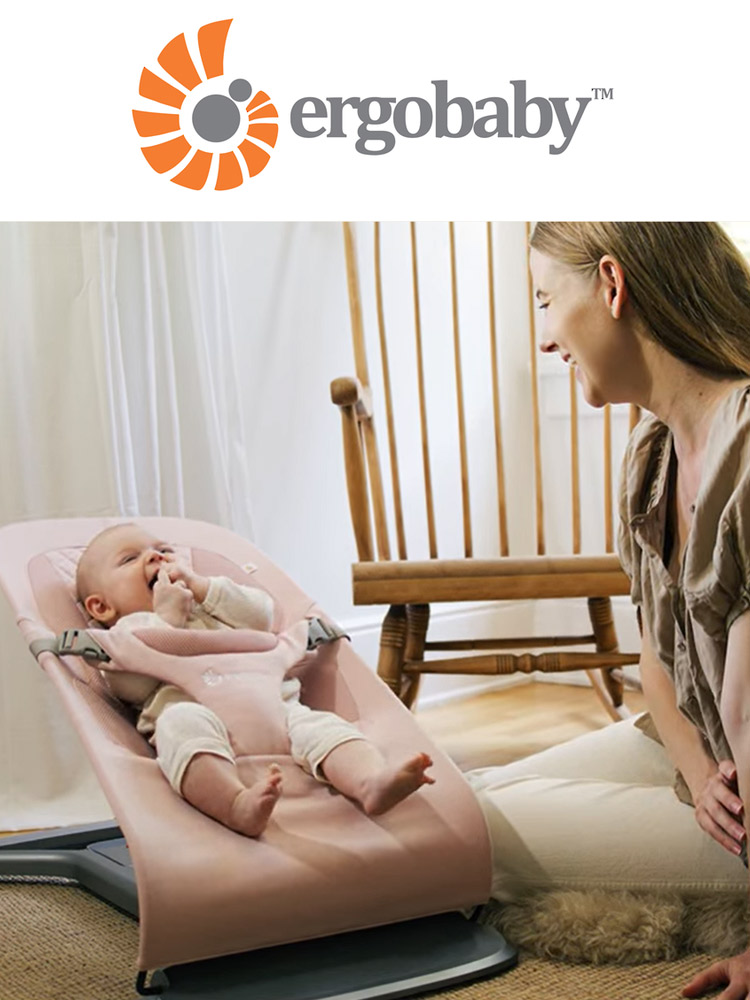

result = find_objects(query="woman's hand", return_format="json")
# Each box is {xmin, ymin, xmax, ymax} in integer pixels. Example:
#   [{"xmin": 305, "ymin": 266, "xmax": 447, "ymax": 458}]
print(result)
[
  {"xmin": 692, "ymin": 759, "xmax": 746, "ymax": 858},
  {"xmin": 152, "ymin": 568, "xmax": 194, "ymax": 627},
  {"xmin": 161, "ymin": 560, "xmax": 210, "ymax": 604},
  {"xmin": 683, "ymin": 948, "xmax": 750, "ymax": 998}
]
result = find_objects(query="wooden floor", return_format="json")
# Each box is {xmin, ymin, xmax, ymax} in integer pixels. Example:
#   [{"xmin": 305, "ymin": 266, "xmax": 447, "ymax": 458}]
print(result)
[{"xmin": 415, "ymin": 679, "xmax": 646, "ymax": 771}]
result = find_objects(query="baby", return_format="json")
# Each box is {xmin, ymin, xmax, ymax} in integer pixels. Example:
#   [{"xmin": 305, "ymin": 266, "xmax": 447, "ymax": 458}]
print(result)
[{"xmin": 75, "ymin": 523, "xmax": 434, "ymax": 837}]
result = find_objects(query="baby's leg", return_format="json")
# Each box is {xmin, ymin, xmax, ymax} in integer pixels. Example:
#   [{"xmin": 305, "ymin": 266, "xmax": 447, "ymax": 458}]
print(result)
[
  {"xmin": 181, "ymin": 754, "xmax": 281, "ymax": 837},
  {"xmin": 321, "ymin": 741, "xmax": 435, "ymax": 815},
  {"xmin": 284, "ymin": 697, "xmax": 434, "ymax": 814},
  {"xmin": 156, "ymin": 702, "xmax": 281, "ymax": 836}
]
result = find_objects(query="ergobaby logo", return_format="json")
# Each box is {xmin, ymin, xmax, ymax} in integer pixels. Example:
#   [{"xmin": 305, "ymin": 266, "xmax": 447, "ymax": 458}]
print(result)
[
  {"xmin": 134, "ymin": 20, "xmax": 602, "ymax": 189},
  {"xmin": 132, "ymin": 19, "xmax": 278, "ymax": 190},
  {"xmin": 290, "ymin": 80, "xmax": 594, "ymax": 156}
]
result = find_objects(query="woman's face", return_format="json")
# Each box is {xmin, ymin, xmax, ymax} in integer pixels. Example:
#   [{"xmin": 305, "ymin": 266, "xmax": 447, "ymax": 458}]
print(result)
[{"xmin": 529, "ymin": 247, "xmax": 636, "ymax": 408}]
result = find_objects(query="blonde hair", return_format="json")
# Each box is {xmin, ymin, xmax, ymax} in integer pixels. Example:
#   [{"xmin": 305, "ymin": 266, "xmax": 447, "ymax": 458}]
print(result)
[{"xmin": 530, "ymin": 222, "xmax": 750, "ymax": 377}]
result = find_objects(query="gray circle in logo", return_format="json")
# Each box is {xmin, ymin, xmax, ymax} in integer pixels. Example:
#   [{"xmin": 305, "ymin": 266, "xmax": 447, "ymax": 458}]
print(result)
[
  {"xmin": 229, "ymin": 79, "xmax": 253, "ymax": 103},
  {"xmin": 192, "ymin": 94, "xmax": 241, "ymax": 143}
]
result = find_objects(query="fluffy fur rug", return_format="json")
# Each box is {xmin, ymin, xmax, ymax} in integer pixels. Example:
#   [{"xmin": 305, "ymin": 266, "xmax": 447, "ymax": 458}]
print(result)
[{"xmin": 480, "ymin": 891, "xmax": 749, "ymax": 965}]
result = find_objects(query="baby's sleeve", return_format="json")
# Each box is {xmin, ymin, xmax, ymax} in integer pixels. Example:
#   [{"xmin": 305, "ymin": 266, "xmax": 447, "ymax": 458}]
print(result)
[
  {"xmin": 100, "ymin": 613, "xmax": 168, "ymax": 705},
  {"xmin": 200, "ymin": 577, "xmax": 274, "ymax": 631},
  {"xmin": 113, "ymin": 611, "xmax": 175, "ymax": 632}
]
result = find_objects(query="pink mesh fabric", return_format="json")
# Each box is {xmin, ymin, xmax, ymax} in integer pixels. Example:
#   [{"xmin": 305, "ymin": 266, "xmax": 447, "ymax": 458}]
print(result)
[
  {"xmin": 27, "ymin": 551, "xmax": 145, "ymax": 750},
  {"xmin": 92, "ymin": 622, "xmax": 310, "ymax": 757},
  {"xmin": 0, "ymin": 517, "xmax": 492, "ymax": 972}
]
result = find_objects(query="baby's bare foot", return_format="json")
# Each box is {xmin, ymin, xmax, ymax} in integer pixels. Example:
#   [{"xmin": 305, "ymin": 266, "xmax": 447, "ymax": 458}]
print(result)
[
  {"xmin": 228, "ymin": 764, "xmax": 282, "ymax": 837},
  {"xmin": 362, "ymin": 753, "xmax": 435, "ymax": 816}
]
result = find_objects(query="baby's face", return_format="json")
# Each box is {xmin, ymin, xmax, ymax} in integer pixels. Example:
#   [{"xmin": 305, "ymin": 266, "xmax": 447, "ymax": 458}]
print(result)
[{"xmin": 82, "ymin": 525, "xmax": 175, "ymax": 624}]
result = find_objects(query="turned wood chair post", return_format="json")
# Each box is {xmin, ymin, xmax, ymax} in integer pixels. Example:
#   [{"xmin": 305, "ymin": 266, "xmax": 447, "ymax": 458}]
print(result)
[
  {"xmin": 587, "ymin": 596, "xmax": 626, "ymax": 717},
  {"xmin": 337, "ymin": 223, "xmax": 418, "ymax": 700},
  {"xmin": 341, "ymin": 222, "xmax": 392, "ymax": 563},
  {"xmin": 377, "ymin": 604, "xmax": 409, "ymax": 699},
  {"xmin": 401, "ymin": 603, "xmax": 431, "ymax": 709}
]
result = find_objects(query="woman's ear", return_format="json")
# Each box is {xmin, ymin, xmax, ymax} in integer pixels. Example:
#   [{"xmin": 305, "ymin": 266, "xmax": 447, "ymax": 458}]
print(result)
[
  {"xmin": 598, "ymin": 254, "xmax": 628, "ymax": 319},
  {"xmin": 84, "ymin": 593, "xmax": 116, "ymax": 625}
]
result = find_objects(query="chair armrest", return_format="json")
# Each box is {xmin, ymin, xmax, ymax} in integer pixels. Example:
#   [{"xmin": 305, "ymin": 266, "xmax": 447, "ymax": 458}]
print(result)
[{"xmin": 330, "ymin": 376, "xmax": 373, "ymax": 419}]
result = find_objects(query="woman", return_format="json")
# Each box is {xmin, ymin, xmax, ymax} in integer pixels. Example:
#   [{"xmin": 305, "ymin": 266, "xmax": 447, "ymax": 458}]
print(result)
[{"xmin": 467, "ymin": 222, "xmax": 750, "ymax": 998}]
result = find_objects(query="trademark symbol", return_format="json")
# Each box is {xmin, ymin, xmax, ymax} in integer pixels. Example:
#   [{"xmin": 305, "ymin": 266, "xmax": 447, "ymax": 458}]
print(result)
[{"xmin": 591, "ymin": 88, "xmax": 614, "ymax": 100}]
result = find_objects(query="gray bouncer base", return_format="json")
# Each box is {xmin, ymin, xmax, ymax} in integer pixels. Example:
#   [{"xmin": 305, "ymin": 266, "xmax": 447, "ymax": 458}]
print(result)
[{"xmin": 0, "ymin": 823, "xmax": 518, "ymax": 1000}]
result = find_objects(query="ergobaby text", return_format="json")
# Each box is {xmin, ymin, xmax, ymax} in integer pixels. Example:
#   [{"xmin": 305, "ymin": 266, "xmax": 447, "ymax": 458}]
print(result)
[{"xmin": 290, "ymin": 80, "xmax": 594, "ymax": 156}]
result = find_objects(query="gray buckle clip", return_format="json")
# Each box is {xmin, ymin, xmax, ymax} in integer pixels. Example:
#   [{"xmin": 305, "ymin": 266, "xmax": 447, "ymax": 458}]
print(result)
[
  {"xmin": 307, "ymin": 617, "xmax": 350, "ymax": 650},
  {"xmin": 56, "ymin": 628, "xmax": 111, "ymax": 662}
]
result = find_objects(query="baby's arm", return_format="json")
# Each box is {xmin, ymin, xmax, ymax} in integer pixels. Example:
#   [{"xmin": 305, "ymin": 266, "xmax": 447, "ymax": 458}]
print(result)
[
  {"xmin": 159, "ymin": 557, "xmax": 273, "ymax": 630},
  {"xmin": 100, "ymin": 571, "xmax": 192, "ymax": 706},
  {"xmin": 160, "ymin": 560, "xmax": 210, "ymax": 605},
  {"xmin": 200, "ymin": 577, "xmax": 274, "ymax": 631},
  {"xmin": 100, "ymin": 609, "xmax": 166, "ymax": 706}
]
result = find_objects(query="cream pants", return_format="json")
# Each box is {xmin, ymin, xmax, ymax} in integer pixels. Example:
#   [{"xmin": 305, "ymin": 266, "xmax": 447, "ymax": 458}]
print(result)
[
  {"xmin": 466, "ymin": 715, "xmax": 748, "ymax": 902},
  {"xmin": 154, "ymin": 695, "xmax": 365, "ymax": 794}
]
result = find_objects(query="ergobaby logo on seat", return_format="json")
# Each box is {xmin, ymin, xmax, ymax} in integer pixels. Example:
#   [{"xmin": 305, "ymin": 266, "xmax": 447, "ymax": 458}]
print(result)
[
  {"xmin": 132, "ymin": 19, "xmax": 278, "ymax": 191},
  {"xmin": 291, "ymin": 80, "xmax": 594, "ymax": 156}
]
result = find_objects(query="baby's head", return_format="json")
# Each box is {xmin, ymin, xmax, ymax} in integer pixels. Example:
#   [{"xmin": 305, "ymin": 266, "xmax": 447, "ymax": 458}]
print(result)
[{"xmin": 76, "ymin": 523, "xmax": 176, "ymax": 626}]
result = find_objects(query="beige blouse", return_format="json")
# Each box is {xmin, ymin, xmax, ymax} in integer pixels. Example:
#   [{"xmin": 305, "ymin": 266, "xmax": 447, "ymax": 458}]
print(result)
[{"xmin": 618, "ymin": 384, "xmax": 750, "ymax": 768}]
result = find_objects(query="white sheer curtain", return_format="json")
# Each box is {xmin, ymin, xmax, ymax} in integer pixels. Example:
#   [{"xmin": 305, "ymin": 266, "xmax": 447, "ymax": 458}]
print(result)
[{"xmin": 0, "ymin": 222, "xmax": 255, "ymax": 828}]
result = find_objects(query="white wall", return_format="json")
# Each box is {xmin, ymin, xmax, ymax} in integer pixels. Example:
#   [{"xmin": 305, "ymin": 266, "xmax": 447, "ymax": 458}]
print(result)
[{"xmin": 219, "ymin": 222, "xmax": 356, "ymax": 610}]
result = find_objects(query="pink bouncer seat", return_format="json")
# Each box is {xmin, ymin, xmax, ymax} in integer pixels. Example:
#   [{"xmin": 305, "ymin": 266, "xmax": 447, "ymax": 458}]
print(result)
[{"xmin": 0, "ymin": 517, "xmax": 505, "ymax": 992}]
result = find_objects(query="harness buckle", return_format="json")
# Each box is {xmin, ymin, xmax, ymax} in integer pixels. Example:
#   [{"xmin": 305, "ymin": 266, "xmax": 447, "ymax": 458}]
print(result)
[
  {"xmin": 56, "ymin": 628, "xmax": 111, "ymax": 662},
  {"xmin": 307, "ymin": 617, "xmax": 350, "ymax": 650}
]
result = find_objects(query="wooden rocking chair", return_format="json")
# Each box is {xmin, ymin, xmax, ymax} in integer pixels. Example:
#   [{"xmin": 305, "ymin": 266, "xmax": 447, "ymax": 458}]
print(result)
[{"xmin": 330, "ymin": 222, "xmax": 641, "ymax": 719}]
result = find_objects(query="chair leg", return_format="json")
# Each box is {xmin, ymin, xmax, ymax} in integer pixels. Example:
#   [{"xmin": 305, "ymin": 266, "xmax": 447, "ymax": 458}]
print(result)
[
  {"xmin": 377, "ymin": 605, "xmax": 408, "ymax": 701},
  {"xmin": 402, "ymin": 604, "xmax": 429, "ymax": 709},
  {"xmin": 586, "ymin": 596, "xmax": 628, "ymax": 721}
]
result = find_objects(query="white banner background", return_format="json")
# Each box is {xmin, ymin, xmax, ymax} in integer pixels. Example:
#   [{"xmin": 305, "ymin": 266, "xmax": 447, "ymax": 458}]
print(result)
[{"xmin": 1, "ymin": 0, "xmax": 748, "ymax": 219}]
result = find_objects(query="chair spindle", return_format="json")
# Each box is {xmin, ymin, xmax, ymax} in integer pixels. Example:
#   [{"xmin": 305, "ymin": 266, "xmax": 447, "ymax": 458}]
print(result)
[
  {"xmin": 486, "ymin": 222, "xmax": 509, "ymax": 557},
  {"xmin": 448, "ymin": 222, "xmax": 473, "ymax": 558},
  {"xmin": 569, "ymin": 367, "xmax": 581, "ymax": 554},
  {"xmin": 603, "ymin": 403, "xmax": 614, "ymax": 553},
  {"xmin": 525, "ymin": 221, "xmax": 545, "ymax": 556},
  {"xmin": 410, "ymin": 223, "xmax": 438, "ymax": 558},
  {"xmin": 374, "ymin": 223, "xmax": 407, "ymax": 560}
]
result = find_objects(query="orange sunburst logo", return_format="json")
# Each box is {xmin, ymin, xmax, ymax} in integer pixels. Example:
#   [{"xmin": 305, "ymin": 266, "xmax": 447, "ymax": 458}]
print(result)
[{"xmin": 133, "ymin": 19, "xmax": 278, "ymax": 190}]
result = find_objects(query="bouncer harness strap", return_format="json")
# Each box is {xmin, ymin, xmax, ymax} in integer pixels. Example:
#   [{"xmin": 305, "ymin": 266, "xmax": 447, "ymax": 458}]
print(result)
[{"xmin": 29, "ymin": 617, "xmax": 347, "ymax": 663}]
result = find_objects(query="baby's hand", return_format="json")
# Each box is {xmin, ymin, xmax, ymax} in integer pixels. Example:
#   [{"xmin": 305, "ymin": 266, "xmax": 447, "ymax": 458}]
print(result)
[
  {"xmin": 152, "ymin": 568, "xmax": 193, "ymax": 627},
  {"xmin": 162, "ymin": 560, "xmax": 209, "ymax": 604}
]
